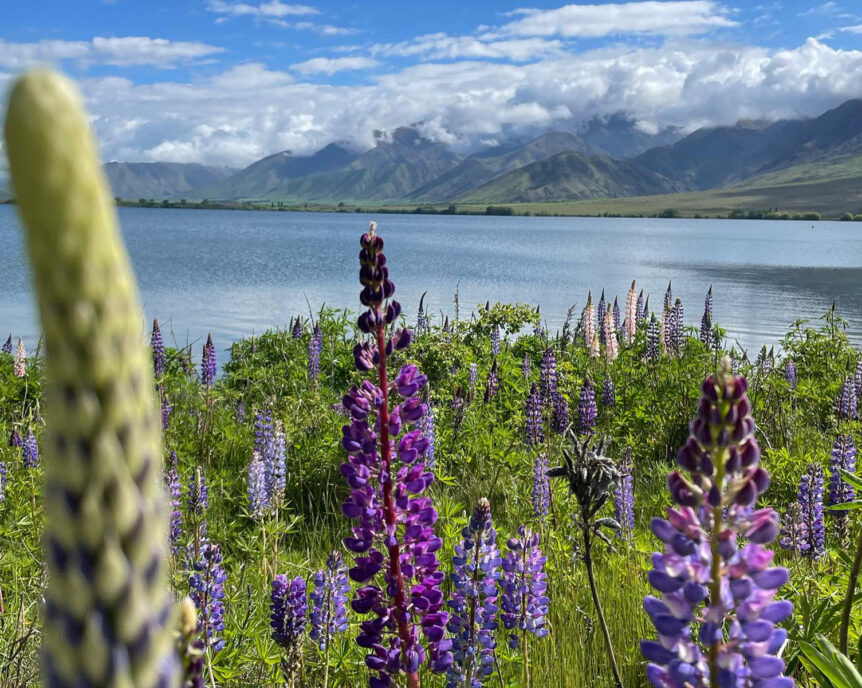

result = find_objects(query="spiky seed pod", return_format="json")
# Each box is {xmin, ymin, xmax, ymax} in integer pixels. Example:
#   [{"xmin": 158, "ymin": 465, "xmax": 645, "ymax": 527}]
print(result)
[{"xmin": 4, "ymin": 70, "xmax": 177, "ymax": 687}]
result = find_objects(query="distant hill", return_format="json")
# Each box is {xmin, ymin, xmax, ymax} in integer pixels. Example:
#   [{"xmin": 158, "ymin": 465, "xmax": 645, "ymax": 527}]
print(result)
[
  {"xmin": 456, "ymin": 151, "xmax": 676, "ymax": 203},
  {"xmin": 104, "ymin": 162, "xmax": 237, "ymax": 200}
]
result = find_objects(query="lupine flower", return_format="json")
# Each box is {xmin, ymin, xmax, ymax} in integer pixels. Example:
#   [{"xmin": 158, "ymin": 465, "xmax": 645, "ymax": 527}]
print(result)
[
  {"xmin": 552, "ymin": 393, "xmax": 568, "ymax": 435},
  {"xmin": 637, "ymin": 290, "xmax": 645, "ymax": 325},
  {"xmin": 189, "ymin": 542, "xmax": 227, "ymax": 654},
  {"xmin": 663, "ymin": 281, "xmax": 672, "ymax": 311},
  {"xmin": 292, "ymin": 317, "xmax": 303, "ymax": 339},
  {"xmin": 700, "ymin": 286, "xmax": 713, "ymax": 347},
  {"xmin": 660, "ymin": 306, "xmax": 670, "ymax": 354},
  {"xmin": 625, "ymin": 280, "xmax": 638, "ymax": 341},
  {"xmin": 604, "ymin": 306, "xmax": 618, "ymax": 362},
  {"xmin": 248, "ymin": 451, "xmax": 268, "ymax": 520},
  {"xmin": 597, "ymin": 290, "xmax": 607, "ymax": 345},
  {"xmin": 779, "ymin": 502, "xmax": 809, "ymax": 555},
  {"xmin": 417, "ymin": 293, "xmax": 429, "ymax": 334},
  {"xmin": 469, "ymin": 363, "xmax": 479, "ymax": 388},
  {"xmin": 578, "ymin": 380, "xmax": 597, "ymax": 436},
  {"xmin": 669, "ymin": 298, "xmax": 684, "ymax": 355},
  {"xmin": 522, "ymin": 353, "xmax": 531, "ymax": 380},
  {"xmin": 835, "ymin": 377, "xmax": 857, "ymax": 420},
  {"xmin": 201, "ymin": 333, "xmax": 216, "ymax": 387},
  {"xmin": 188, "ymin": 466, "xmax": 208, "ymax": 516},
  {"xmin": 501, "ymin": 526, "xmax": 549, "ymax": 648},
  {"xmin": 22, "ymin": 430, "xmax": 38, "ymax": 469},
  {"xmin": 447, "ymin": 499, "xmax": 502, "ymax": 688},
  {"xmin": 646, "ymin": 314, "xmax": 660, "ymax": 362},
  {"xmin": 584, "ymin": 292, "xmax": 596, "ymax": 349},
  {"xmin": 341, "ymin": 224, "xmax": 451, "ymax": 685},
  {"xmin": 308, "ymin": 324, "xmax": 323, "ymax": 381},
  {"xmin": 161, "ymin": 394, "xmax": 172, "ymax": 430},
  {"xmin": 612, "ymin": 297, "xmax": 621, "ymax": 334},
  {"xmin": 589, "ymin": 332, "xmax": 600, "ymax": 358},
  {"xmin": 798, "ymin": 463, "xmax": 826, "ymax": 560},
  {"xmin": 540, "ymin": 347, "xmax": 557, "ymax": 406},
  {"xmin": 484, "ymin": 360, "xmax": 499, "ymax": 403},
  {"xmin": 151, "ymin": 318, "xmax": 165, "ymax": 378},
  {"xmin": 1, "ymin": 335, "xmax": 11, "ymax": 355},
  {"xmin": 420, "ymin": 405, "xmax": 437, "ymax": 469},
  {"xmin": 309, "ymin": 551, "xmax": 350, "ymax": 650},
  {"xmin": 255, "ymin": 405, "xmax": 273, "ymax": 457},
  {"xmin": 8, "ymin": 428, "xmax": 21, "ymax": 448},
  {"xmin": 828, "ymin": 434, "xmax": 856, "ymax": 543},
  {"xmin": 532, "ymin": 454, "xmax": 550, "ymax": 519},
  {"xmin": 270, "ymin": 574, "xmax": 307, "ymax": 671},
  {"xmin": 784, "ymin": 360, "xmax": 796, "ymax": 391},
  {"xmin": 235, "ymin": 400, "xmax": 246, "ymax": 423},
  {"xmin": 602, "ymin": 376, "xmax": 616, "ymax": 408},
  {"xmin": 855, "ymin": 357, "xmax": 862, "ymax": 398},
  {"xmin": 525, "ymin": 383, "xmax": 545, "ymax": 446},
  {"xmin": 642, "ymin": 361, "xmax": 792, "ymax": 688},
  {"xmin": 267, "ymin": 420, "xmax": 287, "ymax": 508},
  {"xmin": 14, "ymin": 338, "xmax": 25, "ymax": 378},
  {"xmin": 490, "ymin": 327, "xmax": 500, "ymax": 356},
  {"xmin": 614, "ymin": 448, "xmax": 635, "ymax": 536},
  {"xmin": 165, "ymin": 461, "xmax": 183, "ymax": 556},
  {"xmin": 0, "ymin": 461, "xmax": 6, "ymax": 503}
]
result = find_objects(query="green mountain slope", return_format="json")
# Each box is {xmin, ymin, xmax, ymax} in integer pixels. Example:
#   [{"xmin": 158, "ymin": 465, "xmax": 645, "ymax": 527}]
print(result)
[{"xmin": 104, "ymin": 162, "xmax": 237, "ymax": 200}]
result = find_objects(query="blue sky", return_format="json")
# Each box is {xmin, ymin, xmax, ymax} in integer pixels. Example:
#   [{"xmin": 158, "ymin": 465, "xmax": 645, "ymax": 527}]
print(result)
[{"xmin": 2, "ymin": 1, "xmax": 861, "ymax": 166}]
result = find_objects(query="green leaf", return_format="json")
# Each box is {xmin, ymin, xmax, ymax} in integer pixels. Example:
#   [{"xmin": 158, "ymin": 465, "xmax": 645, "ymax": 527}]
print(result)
[
  {"xmin": 838, "ymin": 469, "xmax": 862, "ymax": 493},
  {"xmin": 798, "ymin": 635, "xmax": 862, "ymax": 688}
]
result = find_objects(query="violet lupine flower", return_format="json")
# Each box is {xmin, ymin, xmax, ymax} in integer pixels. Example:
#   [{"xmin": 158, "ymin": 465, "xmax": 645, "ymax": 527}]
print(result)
[
  {"xmin": 855, "ymin": 357, "xmax": 862, "ymax": 398},
  {"xmin": 669, "ymin": 298, "xmax": 684, "ymax": 355},
  {"xmin": 660, "ymin": 305, "xmax": 670, "ymax": 354},
  {"xmin": 625, "ymin": 281, "xmax": 638, "ymax": 342},
  {"xmin": 613, "ymin": 448, "xmax": 634, "ymax": 536},
  {"xmin": 165, "ymin": 461, "xmax": 183, "ymax": 556},
  {"xmin": 308, "ymin": 324, "xmax": 323, "ymax": 381},
  {"xmin": 447, "ymin": 498, "xmax": 502, "ymax": 688},
  {"xmin": 663, "ymin": 281, "xmax": 673, "ymax": 312},
  {"xmin": 637, "ymin": 290, "xmax": 646, "ymax": 325},
  {"xmin": 612, "ymin": 297, "xmax": 621, "ymax": 335},
  {"xmin": 522, "ymin": 353, "xmax": 531, "ymax": 380},
  {"xmin": 22, "ymin": 430, "xmax": 38, "ymax": 469},
  {"xmin": 584, "ymin": 292, "xmax": 596, "ymax": 350},
  {"xmin": 525, "ymin": 383, "xmax": 545, "ymax": 447},
  {"xmin": 248, "ymin": 451, "xmax": 268, "ymax": 520},
  {"xmin": 835, "ymin": 377, "xmax": 857, "ymax": 420},
  {"xmin": 699, "ymin": 286, "xmax": 713, "ymax": 347},
  {"xmin": 597, "ymin": 290, "xmax": 607, "ymax": 345},
  {"xmin": 490, "ymin": 327, "xmax": 500, "ymax": 356},
  {"xmin": 267, "ymin": 421, "xmax": 287, "ymax": 508},
  {"xmin": 646, "ymin": 314, "xmax": 660, "ymax": 363},
  {"xmin": 151, "ymin": 318, "xmax": 166, "ymax": 378},
  {"xmin": 642, "ymin": 361, "xmax": 792, "ymax": 688},
  {"xmin": 784, "ymin": 360, "xmax": 796, "ymax": 391},
  {"xmin": 235, "ymin": 400, "xmax": 246, "ymax": 424},
  {"xmin": 1, "ymin": 335, "xmax": 11, "ymax": 355},
  {"xmin": 552, "ymin": 393, "xmax": 568, "ymax": 435},
  {"xmin": 532, "ymin": 454, "xmax": 550, "ymax": 519},
  {"xmin": 420, "ymin": 405, "xmax": 437, "ymax": 469},
  {"xmin": 9, "ymin": 428, "xmax": 21, "ymax": 448},
  {"xmin": 578, "ymin": 380, "xmax": 597, "ymax": 436},
  {"xmin": 779, "ymin": 502, "xmax": 809, "ymax": 555},
  {"xmin": 310, "ymin": 551, "xmax": 350, "ymax": 650},
  {"xmin": 271, "ymin": 574, "xmax": 307, "ymax": 652},
  {"xmin": 0, "ymin": 461, "xmax": 6, "ymax": 503},
  {"xmin": 189, "ymin": 541, "xmax": 227, "ymax": 654},
  {"xmin": 540, "ymin": 347, "xmax": 557, "ymax": 406},
  {"xmin": 201, "ymin": 333, "xmax": 216, "ymax": 387},
  {"xmin": 828, "ymin": 434, "xmax": 856, "ymax": 543},
  {"xmin": 341, "ymin": 223, "xmax": 452, "ymax": 684},
  {"xmin": 292, "ymin": 317, "xmax": 303, "ymax": 339},
  {"xmin": 484, "ymin": 360, "xmax": 499, "ymax": 403},
  {"xmin": 500, "ymin": 526, "xmax": 549, "ymax": 649},
  {"xmin": 14, "ymin": 338, "xmax": 25, "ymax": 378},
  {"xmin": 604, "ymin": 306, "xmax": 619, "ymax": 362},
  {"xmin": 469, "ymin": 363, "xmax": 479, "ymax": 388},
  {"xmin": 798, "ymin": 463, "xmax": 826, "ymax": 560},
  {"xmin": 602, "ymin": 376, "xmax": 616, "ymax": 408},
  {"xmin": 255, "ymin": 405, "xmax": 273, "ymax": 457},
  {"xmin": 161, "ymin": 394, "xmax": 172, "ymax": 430}
]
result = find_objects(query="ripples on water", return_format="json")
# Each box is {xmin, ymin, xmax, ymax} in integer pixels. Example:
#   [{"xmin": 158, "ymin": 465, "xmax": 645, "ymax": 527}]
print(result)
[{"xmin": 0, "ymin": 205, "xmax": 860, "ymax": 354}]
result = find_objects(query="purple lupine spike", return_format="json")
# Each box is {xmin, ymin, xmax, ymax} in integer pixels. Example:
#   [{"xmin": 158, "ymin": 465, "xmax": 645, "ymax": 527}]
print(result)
[
  {"xmin": 578, "ymin": 380, "xmax": 597, "ymax": 436},
  {"xmin": 484, "ymin": 360, "xmax": 499, "ymax": 403},
  {"xmin": 785, "ymin": 359, "xmax": 796, "ymax": 391},
  {"xmin": 779, "ymin": 502, "xmax": 809, "ymax": 555},
  {"xmin": 612, "ymin": 297, "xmax": 621, "ymax": 335},
  {"xmin": 836, "ymin": 377, "xmax": 857, "ymax": 420},
  {"xmin": 613, "ymin": 448, "xmax": 634, "ymax": 536},
  {"xmin": 552, "ymin": 393, "xmax": 568, "ymax": 435},
  {"xmin": 700, "ymin": 286, "xmax": 712, "ymax": 347},
  {"xmin": 829, "ymin": 434, "xmax": 856, "ymax": 543},
  {"xmin": 646, "ymin": 314, "xmax": 660, "ymax": 363},
  {"xmin": 663, "ymin": 281, "xmax": 672, "ymax": 311},
  {"xmin": 271, "ymin": 574, "xmax": 307, "ymax": 649},
  {"xmin": 201, "ymin": 333, "xmax": 216, "ymax": 387},
  {"xmin": 9, "ymin": 428, "xmax": 22, "ymax": 448},
  {"xmin": 267, "ymin": 421, "xmax": 287, "ymax": 509},
  {"xmin": 151, "ymin": 318, "xmax": 165, "ymax": 378},
  {"xmin": 308, "ymin": 323, "xmax": 323, "ymax": 381},
  {"xmin": 341, "ymin": 223, "xmax": 451, "ymax": 686},
  {"xmin": 1, "ymin": 335, "xmax": 11, "ymax": 355},
  {"xmin": 642, "ymin": 359, "xmax": 792, "ymax": 688},
  {"xmin": 636, "ymin": 290, "xmax": 645, "ymax": 325},
  {"xmin": 189, "ymin": 541, "xmax": 227, "ymax": 654},
  {"xmin": 161, "ymin": 394, "xmax": 172, "ymax": 430},
  {"xmin": 254, "ymin": 405, "xmax": 272, "ymax": 457},
  {"xmin": 0, "ymin": 461, "xmax": 6, "ymax": 503},
  {"xmin": 501, "ymin": 526, "xmax": 549, "ymax": 648},
  {"xmin": 602, "ymin": 376, "xmax": 615, "ymax": 408},
  {"xmin": 490, "ymin": 327, "xmax": 500, "ymax": 356},
  {"xmin": 539, "ymin": 347, "xmax": 557, "ymax": 406},
  {"xmin": 597, "ymin": 290, "xmax": 606, "ymax": 345},
  {"xmin": 669, "ymin": 298, "xmax": 684, "ymax": 355},
  {"xmin": 522, "ymin": 353, "xmax": 531, "ymax": 380},
  {"xmin": 447, "ymin": 498, "xmax": 502, "ymax": 688},
  {"xmin": 798, "ymin": 463, "xmax": 826, "ymax": 559},
  {"xmin": 14, "ymin": 338, "xmax": 26, "ymax": 378},
  {"xmin": 292, "ymin": 317, "xmax": 303, "ymax": 339},
  {"xmin": 22, "ymin": 430, "xmax": 38, "ymax": 469},
  {"xmin": 310, "ymin": 552, "xmax": 350, "ymax": 650},
  {"xmin": 532, "ymin": 454, "xmax": 550, "ymax": 519},
  {"xmin": 235, "ymin": 399, "xmax": 246, "ymax": 424},
  {"xmin": 855, "ymin": 356, "xmax": 862, "ymax": 398},
  {"xmin": 525, "ymin": 383, "xmax": 544, "ymax": 447},
  {"xmin": 248, "ymin": 451, "xmax": 268, "ymax": 520},
  {"xmin": 165, "ymin": 461, "xmax": 183, "ymax": 555},
  {"xmin": 468, "ymin": 363, "xmax": 478, "ymax": 388},
  {"xmin": 420, "ymin": 404, "xmax": 436, "ymax": 469}
]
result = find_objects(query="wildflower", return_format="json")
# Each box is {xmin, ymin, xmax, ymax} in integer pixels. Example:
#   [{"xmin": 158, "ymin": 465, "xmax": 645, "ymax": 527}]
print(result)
[
  {"xmin": 597, "ymin": 290, "xmax": 607, "ymax": 345},
  {"xmin": 625, "ymin": 281, "xmax": 638, "ymax": 341},
  {"xmin": 255, "ymin": 405, "xmax": 273, "ymax": 457},
  {"xmin": 292, "ymin": 317, "xmax": 303, "ymax": 339},
  {"xmin": 663, "ymin": 281, "xmax": 672, "ymax": 311},
  {"xmin": 540, "ymin": 347, "xmax": 557, "ymax": 406},
  {"xmin": 636, "ymin": 290, "xmax": 645, "ymax": 325},
  {"xmin": 552, "ymin": 393, "xmax": 568, "ymax": 435},
  {"xmin": 310, "ymin": 552, "xmax": 350, "ymax": 650},
  {"xmin": 0, "ymin": 461, "xmax": 6, "ymax": 503},
  {"xmin": 161, "ymin": 394, "xmax": 172, "ymax": 430},
  {"xmin": 614, "ymin": 448, "xmax": 635, "ymax": 536},
  {"xmin": 602, "ymin": 376, "xmax": 616, "ymax": 408},
  {"xmin": 525, "ymin": 383, "xmax": 544, "ymax": 446},
  {"xmin": 308, "ymin": 324, "xmax": 323, "ymax": 381},
  {"xmin": 578, "ymin": 380, "xmax": 597, "ymax": 436},
  {"xmin": 189, "ymin": 542, "xmax": 227, "ymax": 654},
  {"xmin": 785, "ymin": 360, "xmax": 796, "ymax": 391},
  {"xmin": 490, "ymin": 327, "xmax": 500, "ymax": 356},
  {"xmin": 417, "ymin": 293, "xmax": 429, "ymax": 334},
  {"xmin": 669, "ymin": 298, "xmax": 684, "ymax": 355},
  {"xmin": 447, "ymin": 499, "xmax": 502, "ymax": 688},
  {"xmin": 8, "ymin": 429, "xmax": 21, "ymax": 447},
  {"xmin": 165, "ymin": 460, "xmax": 183, "ymax": 555},
  {"xmin": 469, "ymin": 362, "xmax": 478, "ymax": 388},
  {"xmin": 836, "ymin": 377, "xmax": 857, "ymax": 420},
  {"xmin": 855, "ymin": 357, "xmax": 862, "ymax": 398},
  {"xmin": 501, "ymin": 526, "xmax": 549, "ymax": 648},
  {"xmin": 267, "ymin": 421, "xmax": 287, "ymax": 508},
  {"xmin": 797, "ymin": 463, "xmax": 826, "ymax": 559},
  {"xmin": 584, "ymin": 292, "xmax": 596, "ymax": 349},
  {"xmin": 201, "ymin": 333, "xmax": 216, "ymax": 387},
  {"xmin": 642, "ymin": 360, "xmax": 792, "ymax": 688},
  {"xmin": 14, "ymin": 338, "xmax": 25, "ymax": 377},
  {"xmin": 235, "ymin": 400, "xmax": 246, "ymax": 423},
  {"xmin": 589, "ymin": 332, "xmax": 600, "ymax": 358},
  {"xmin": 248, "ymin": 451, "xmax": 268, "ymax": 520},
  {"xmin": 188, "ymin": 466, "xmax": 208, "ymax": 516},
  {"xmin": 484, "ymin": 360, "xmax": 499, "ymax": 402},
  {"xmin": 604, "ymin": 306, "xmax": 618, "ymax": 362},
  {"xmin": 522, "ymin": 353, "xmax": 531, "ymax": 380},
  {"xmin": 828, "ymin": 435, "xmax": 856, "ymax": 543},
  {"xmin": 700, "ymin": 286, "xmax": 712, "ymax": 347},
  {"xmin": 646, "ymin": 314, "xmax": 660, "ymax": 363},
  {"xmin": 1, "ymin": 335, "xmax": 10, "ymax": 355},
  {"xmin": 22, "ymin": 430, "xmax": 38, "ymax": 469},
  {"xmin": 779, "ymin": 502, "xmax": 809, "ymax": 556},
  {"xmin": 271, "ymin": 574, "xmax": 307, "ymax": 677},
  {"xmin": 532, "ymin": 454, "xmax": 550, "ymax": 518},
  {"xmin": 152, "ymin": 318, "xmax": 165, "ymax": 378},
  {"xmin": 420, "ymin": 404, "xmax": 437, "ymax": 469}
]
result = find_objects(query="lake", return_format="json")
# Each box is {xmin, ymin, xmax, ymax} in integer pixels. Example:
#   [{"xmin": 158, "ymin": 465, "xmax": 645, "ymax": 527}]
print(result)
[{"xmin": 1, "ymin": 204, "xmax": 860, "ymax": 356}]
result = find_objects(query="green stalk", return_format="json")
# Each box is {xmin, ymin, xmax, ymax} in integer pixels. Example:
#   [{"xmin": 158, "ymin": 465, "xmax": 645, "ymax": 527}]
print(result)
[{"xmin": 840, "ymin": 524, "xmax": 862, "ymax": 655}]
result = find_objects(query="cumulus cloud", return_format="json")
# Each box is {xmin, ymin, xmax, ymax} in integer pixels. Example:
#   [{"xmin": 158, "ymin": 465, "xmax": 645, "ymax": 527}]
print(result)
[
  {"xmin": 0, "ymin": 36, "xmax": 223, "ymax": 69},
  {"xmin": 491, "ymin": 1, "xmax": 737, "ymax": 38},
  {"xmin": 370, "ymin": 33, "xmax": 565, "ymax": 61},
  {"xmin": 291, "ymin": 56, "xmax": 379, "ymax": 74}
]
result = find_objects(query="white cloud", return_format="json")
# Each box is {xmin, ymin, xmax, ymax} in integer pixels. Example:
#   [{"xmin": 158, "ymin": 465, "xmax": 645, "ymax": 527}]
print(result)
[
  {"xmin": 205, "ymin": 1, "xmax": 318, "ymax": 17},
  {"xmin": 371, "ymin": 33, "xmax": 565, "ymax": 61},
  {"xmin": 491, "ymin": 1, "xmax": 737, "ymax": 38},
  {"xmin": 0, "ymin": 37, "xmax": 223, "ymax": 69},
  {"xmin": 291, "ymin": 56, "xmax": 379, "ymax": 75},
  {"xmin": 840, "ymin": 24, "xmax": 862, "ymax": 33}
]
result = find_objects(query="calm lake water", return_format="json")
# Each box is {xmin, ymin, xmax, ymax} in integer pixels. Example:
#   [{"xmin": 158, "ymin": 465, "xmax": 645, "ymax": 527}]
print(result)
[{"xmin": 1, "ymin": 204, "xmax": 860, "ymax": 356}]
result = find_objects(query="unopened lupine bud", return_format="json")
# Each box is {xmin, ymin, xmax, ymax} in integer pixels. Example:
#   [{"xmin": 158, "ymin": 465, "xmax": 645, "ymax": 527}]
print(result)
[{"xmin": 13, "ymin": 338, "xmax": 25, "ymax": 377}]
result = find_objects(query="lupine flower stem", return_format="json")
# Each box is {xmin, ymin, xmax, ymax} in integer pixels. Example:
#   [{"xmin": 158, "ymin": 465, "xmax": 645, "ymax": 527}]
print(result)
[
  {"xmin": 841, "ymin": 527, "xmax": 862, "ymax": 654},
  {"xmin": 583, "ymin": 523, "xmax": 623, "ymax": 688}
]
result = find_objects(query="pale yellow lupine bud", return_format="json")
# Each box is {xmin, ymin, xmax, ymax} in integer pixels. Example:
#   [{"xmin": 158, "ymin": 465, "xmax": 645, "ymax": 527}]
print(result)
[{"xmin": 4, "ymin": 70, "xmax": 178, "ymax": 688}]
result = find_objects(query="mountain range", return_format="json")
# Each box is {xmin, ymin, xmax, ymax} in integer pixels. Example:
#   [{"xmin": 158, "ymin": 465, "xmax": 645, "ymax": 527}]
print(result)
[{"xmin": 3, "ymin": 101, "xmax": 862, "ymax": 213}]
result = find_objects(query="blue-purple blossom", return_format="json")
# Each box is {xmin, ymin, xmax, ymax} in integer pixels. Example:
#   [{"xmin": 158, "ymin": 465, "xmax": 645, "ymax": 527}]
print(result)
[
  {"xmin": 602, "ymin": 376, "xmax": 615, "ymax": 408},
  {"xmin": 235, "ymin": 400, "xmax": 246, "ymax": 424},
  {"xmin": 0, "ymin": 461, "xmax": 6, "ymax": 503},
  {"xmin": 798, "ymin": 463, "xmax": 825, "ymax": 560},
  {"xmin": 646, "ymin": 314, "xmax": 660, "ymax": 363},
  {"xmin": 1, "ymin": 335, "xmax": 11, "ymax": 355},
  {"xmin": 636, "ymin": 290, "xmax": 645, "ymax": 325},
  {"xmin": 151, "ymin": 318, "xmax": 165, "ymax": 378},
  {"xmin": 490, "ymin": 327, "xmax": 500, "ymax": 356},
  {"xmin": 669, "ymin": 298, "xmax": 684, "ymax": 355},
  {"xmin": 699, "ymin": 286, "xmax": 712, "ymax": 347},
  {"xmin": 785, "ymin": 360, "xmax": 796, "ymax": 391},
  {"xmin": 201, "ymin": 334, "xmax": 216, "ymax": 387},
  {"xmin": 836, "ymin": 377, "xmax": 857, "ymax": 420},
  {"xmin": 540, "ymin": 347, "xmax": 557, "ymax": 406},
  {"xmin": 248, "ymin": 451, "xmax": 268, "ymax": 520},
  {"xmin": 267, "ymin": 421, "xmax": 287, "ymax": 509},
  {"xmin": 779, "ymin": 502, "xmax": 809, "ymax": 555},
  {"xmin": 829, "ymin": 434, "xmax": 857, "ymax": 510},
  {"xmin": 484, "ymin": 360, "xmax": 498, "ymax": 403},
  {"xmin": 310, "ymin": 551, "xmax": 350, "ymax": 650},
  {"xmin": 552, "ymin": 393, "xmax": 568, "ymax": 435},
  {"xmin": 597, "ymin": 290, "xmax": 606, "ymax": 345},
  {"xmin": 522, "ymin": 353, "xmax": 531, "ymax": 380},
  {"xmin": 532, "ymin": 454, "xmax": 550, "ymax": 519},
  {"xmin": 271, "ymin": 574, "xmax": 307, "ymax": 650},
  {"xmin": 447, "ymin": 498, "xmax": 502, "ymax": 688},
  {"xmin": 292, "ymin": 317, "xmax": 303, "ymax": 339},
  {"xmin": 308, "ymin": 324, "xmax": 323, "ymax": 381},
  {"xmin": 22, "ymin": 430, "xmax": 38, "ymax": 469},
  {"xmin": 612, "ymin": 297, "xmax": 621, "ymax": 335},
  {"xmin": 189, "ymin": 541, "xmax": 227, "ymax": 654},
  {"xmin": 855, "ymin": 357, "xmax": 862, "ymax": 398},
  {"xmin": 8, "ymin": 428, "xmax": 21, "ymax": 448},
  {"xmin": 578, "ymin": 381, "xmax": 597, "ymax": 436},
  {"xmin": 165, "ymin": 460, "xmax": 183, "ymax": 555},
  {"xmin": 525, "ymin": 383, "xmax": 544, "ymax": 447},
  {"xmin": 420, "ymin": 404, "xmax": 437, "ymax": 469},
  {"xmin": 469, "ymin": 363, "xmax": 478, "ymax": 388},
  {"xmin": 613, "ymin": 448, "xmax": 634, "ymax": 535},
  {"xmin": 161, "ymin": 394, "xmax": 172, "ymax": 430},
  {"xmin": 501, "ymin": 526, "xmax": 549, "ymax": 648}
]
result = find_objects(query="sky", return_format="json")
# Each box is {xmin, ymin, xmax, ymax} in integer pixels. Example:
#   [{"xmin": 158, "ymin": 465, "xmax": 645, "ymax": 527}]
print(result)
[{"xmin": 1, "ymin": 0, "xmax": 862, "ymax": 167}]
